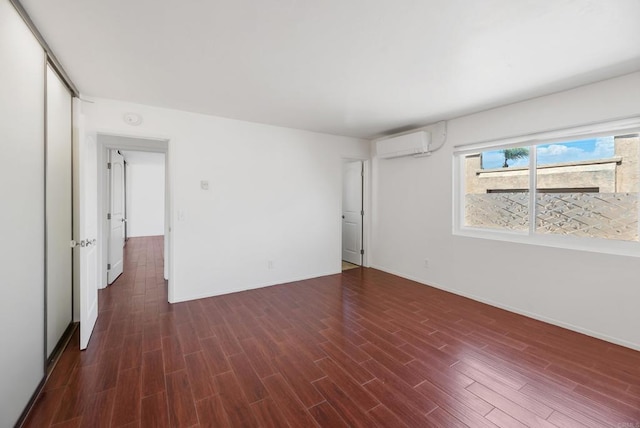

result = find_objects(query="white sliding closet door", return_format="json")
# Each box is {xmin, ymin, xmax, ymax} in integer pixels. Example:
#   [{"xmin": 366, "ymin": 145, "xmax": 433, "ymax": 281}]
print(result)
[
  {"xmin": 46, "ymin": 65, "xmax": 73, "ymax": 358},
  {"xmin": 0, "ymin": 0, "xmax": 46, "ymax": 426}
]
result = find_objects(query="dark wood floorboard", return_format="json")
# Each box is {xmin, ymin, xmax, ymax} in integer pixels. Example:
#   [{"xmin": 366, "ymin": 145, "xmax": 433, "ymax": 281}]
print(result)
[{"xmin": 23, "ymin": 236, "xmax": 640, "ymax": 427}]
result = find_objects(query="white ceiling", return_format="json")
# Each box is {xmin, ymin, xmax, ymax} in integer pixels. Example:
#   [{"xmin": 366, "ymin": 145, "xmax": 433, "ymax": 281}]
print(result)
[{"xmin": 21, "ymin": 0, "xmax": 640, "ymax": 138}]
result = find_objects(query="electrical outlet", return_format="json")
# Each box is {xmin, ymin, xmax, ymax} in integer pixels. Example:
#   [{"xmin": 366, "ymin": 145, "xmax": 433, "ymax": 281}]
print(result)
[
  {"xmin": 268, "ymin": 260, "xmax": 274, "ymax": 270},
  {"xmin": 424, "ymin": 259, "xmax": 429, "ymax": 268}
]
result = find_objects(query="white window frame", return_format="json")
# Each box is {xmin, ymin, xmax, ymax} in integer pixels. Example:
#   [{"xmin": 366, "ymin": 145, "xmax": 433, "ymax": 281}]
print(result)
[{"xmin": 453, "ymin": 116, "xmax": 640, "ymax": 258}]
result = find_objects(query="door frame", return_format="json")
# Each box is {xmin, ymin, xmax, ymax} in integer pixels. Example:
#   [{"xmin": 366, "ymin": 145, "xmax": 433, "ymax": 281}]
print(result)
[
  {"xmin": 96, "ymin": 134, "xmax": 171, "ymax": 294},
  {"xmin": 341, "ymin": 158, "xmax": 371, "ymax": 268}
]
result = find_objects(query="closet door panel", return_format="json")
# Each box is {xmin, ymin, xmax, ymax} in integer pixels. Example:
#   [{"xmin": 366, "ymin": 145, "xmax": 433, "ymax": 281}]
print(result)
[
  {"xmin": 0, "ymin": 0, "xmax": 46, "ymax": 426},
  {"xmin": 46, "ymin": 65, "xmax": 73, "ymax": 358}
]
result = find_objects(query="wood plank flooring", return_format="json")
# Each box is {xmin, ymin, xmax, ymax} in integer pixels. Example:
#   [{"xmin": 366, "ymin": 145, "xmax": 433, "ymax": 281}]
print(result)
[{"xmin": 23, "ymin": 236, "xmax": 640, "ymax": 427}]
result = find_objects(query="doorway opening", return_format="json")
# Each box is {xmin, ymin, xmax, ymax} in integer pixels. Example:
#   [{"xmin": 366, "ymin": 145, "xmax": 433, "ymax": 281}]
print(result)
[
  {"xmin": 97, "ymin": 134, "xmax": 169, "ymax": 293},
  {"xmin": 105, "ymin": 149, "xmax": 166, "ymax": 286},
  {"xmin": 341, "ymin": 160, "xmax": 365, "ymax": 270},
  {"xmin": 342, "ymin": 261, "xmax": 360, "ymax": 271}
]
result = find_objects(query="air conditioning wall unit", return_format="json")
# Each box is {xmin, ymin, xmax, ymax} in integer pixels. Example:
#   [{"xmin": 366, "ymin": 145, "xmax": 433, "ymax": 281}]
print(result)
[{"xmin": 376, "ymin": 131, "xmax": 431, "ymax": 159}]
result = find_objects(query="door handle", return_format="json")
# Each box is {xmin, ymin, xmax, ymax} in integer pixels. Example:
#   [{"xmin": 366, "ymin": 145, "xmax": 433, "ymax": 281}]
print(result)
[
  {"xmin": 71, "ymin": 238, "xmax": 97, "ymax": 248},
  {"xmin": 342, "ymin": 215, "xmax": 345, "ymax": 219}
]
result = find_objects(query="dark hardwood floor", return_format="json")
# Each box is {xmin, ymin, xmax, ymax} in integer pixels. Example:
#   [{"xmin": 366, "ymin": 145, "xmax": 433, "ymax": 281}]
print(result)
[{"xmin": 23, "ymin": 236, "xmax": 640, "ymax": 427}]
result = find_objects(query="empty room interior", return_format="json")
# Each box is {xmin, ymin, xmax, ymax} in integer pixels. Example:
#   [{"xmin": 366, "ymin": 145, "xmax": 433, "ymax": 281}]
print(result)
[{"xmin": 2, "ymin": 0, "xmax": 640, "ymax": 427}]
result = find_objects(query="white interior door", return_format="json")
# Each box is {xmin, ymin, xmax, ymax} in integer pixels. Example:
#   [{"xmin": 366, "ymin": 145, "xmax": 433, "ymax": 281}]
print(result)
[
  {"xmin": 342, "ymin": 161, "xmax": 363, "ymax": 265},
  {"xmin": 75, "ymin": 115, "xmax": 99, "ymax": 350},
  {"xmin": 46, "ymin": 65, "xmax": 73, "ymax": 358},
  {"xmin": 108, "ymin": 150, "xmax": 125, "ymax": 284}
]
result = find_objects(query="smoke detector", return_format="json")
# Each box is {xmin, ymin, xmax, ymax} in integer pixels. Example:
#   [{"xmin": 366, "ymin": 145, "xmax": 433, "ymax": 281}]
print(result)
[{"xmin": 123, "ymin": 112, "xmax": 143, "ymax": 126}]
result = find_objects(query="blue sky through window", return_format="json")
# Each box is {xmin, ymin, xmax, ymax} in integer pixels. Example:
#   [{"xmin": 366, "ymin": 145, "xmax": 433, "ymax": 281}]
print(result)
[{"xmin": 481, "ymin": 137, "xmax": 615, "ymax": 169}]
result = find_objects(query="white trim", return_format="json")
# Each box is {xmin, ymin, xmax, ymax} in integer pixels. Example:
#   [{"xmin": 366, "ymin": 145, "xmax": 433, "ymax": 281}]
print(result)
[
  {"xmin": 370, "ymin": 265, "xmax": 640, "ymax": 352},
  {"xmin": 454, "ymin": 226, "xmax": 640, "ymax": 258},
  {"xmin": 528, "ymin": 145, "xmax": 536, "ymax": 235},
  {"xmin": 170, "ymin": 269, "xmax": 341, "ymax": 303},
  {"xmin": 451, "ymin": 155, "xmax": 463, "ymax": 235},
  {"xmin": 362, "ymin": 159, "xmax": 372, "ymax": 268}
]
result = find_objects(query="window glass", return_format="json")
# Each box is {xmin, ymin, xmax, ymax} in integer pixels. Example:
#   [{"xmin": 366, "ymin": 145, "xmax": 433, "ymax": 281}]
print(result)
[
  {"xmin": 463, "ymin": 145, "xmax": 530, "ymax": 231},
  {"xmin": 455, "ymin": 119, "xmax": 640, "ymax": 255},
  {"xmin": 535, "ymin": 135, "xmax": 638, "ymax": 241}
]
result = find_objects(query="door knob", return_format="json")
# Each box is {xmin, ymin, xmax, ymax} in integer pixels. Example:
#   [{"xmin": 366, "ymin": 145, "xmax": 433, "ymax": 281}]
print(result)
[{"xmin": 71, "ymin": 238, "xmax": 97, "ymax": 248}]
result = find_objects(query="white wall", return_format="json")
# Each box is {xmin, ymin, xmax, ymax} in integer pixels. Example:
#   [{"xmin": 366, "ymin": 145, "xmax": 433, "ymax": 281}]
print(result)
[
  {"xmin": 84, "ymin": 98, "xmax": 370, "ymax": 302},
  {"xmin": 372, "ymin": 71, "xmax": 640, "ymax": 350},
  {"xmin": 124, "ymin": 152, "xmax": 165, "ymax": 237}
]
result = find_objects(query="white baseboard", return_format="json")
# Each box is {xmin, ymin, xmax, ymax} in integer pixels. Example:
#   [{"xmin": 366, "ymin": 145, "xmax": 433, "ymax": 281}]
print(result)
[{"xmin": 170, "ymin": 269, "xmax": 341, "ymax": 303}]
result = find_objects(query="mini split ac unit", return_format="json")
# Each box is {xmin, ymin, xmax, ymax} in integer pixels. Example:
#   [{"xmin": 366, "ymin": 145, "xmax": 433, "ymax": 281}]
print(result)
[{"xmin": 376, "ymin": 131, "xmax": 431, "ymax": 159}]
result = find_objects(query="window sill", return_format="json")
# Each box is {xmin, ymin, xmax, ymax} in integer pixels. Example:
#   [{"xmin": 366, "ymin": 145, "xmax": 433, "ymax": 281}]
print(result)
[{"xmin": 453, "ymin": 226, "xmax": 640, "ymax": 258}]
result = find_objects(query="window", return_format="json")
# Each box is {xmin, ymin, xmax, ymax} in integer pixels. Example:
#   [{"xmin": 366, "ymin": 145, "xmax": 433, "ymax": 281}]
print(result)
[{"xmin": 454, "ymin": 118, "xmax": 640, "ymax": 256}]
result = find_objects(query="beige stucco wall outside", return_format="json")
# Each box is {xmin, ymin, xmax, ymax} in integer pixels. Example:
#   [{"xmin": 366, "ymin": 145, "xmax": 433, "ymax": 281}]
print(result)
[
  {"xmin": 465, "ymin": 136, "xmax": 639, "ymax": 193},
  {"xmin": 616, "ymin": 135, "xmax": 640, "ymax": 192}
]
